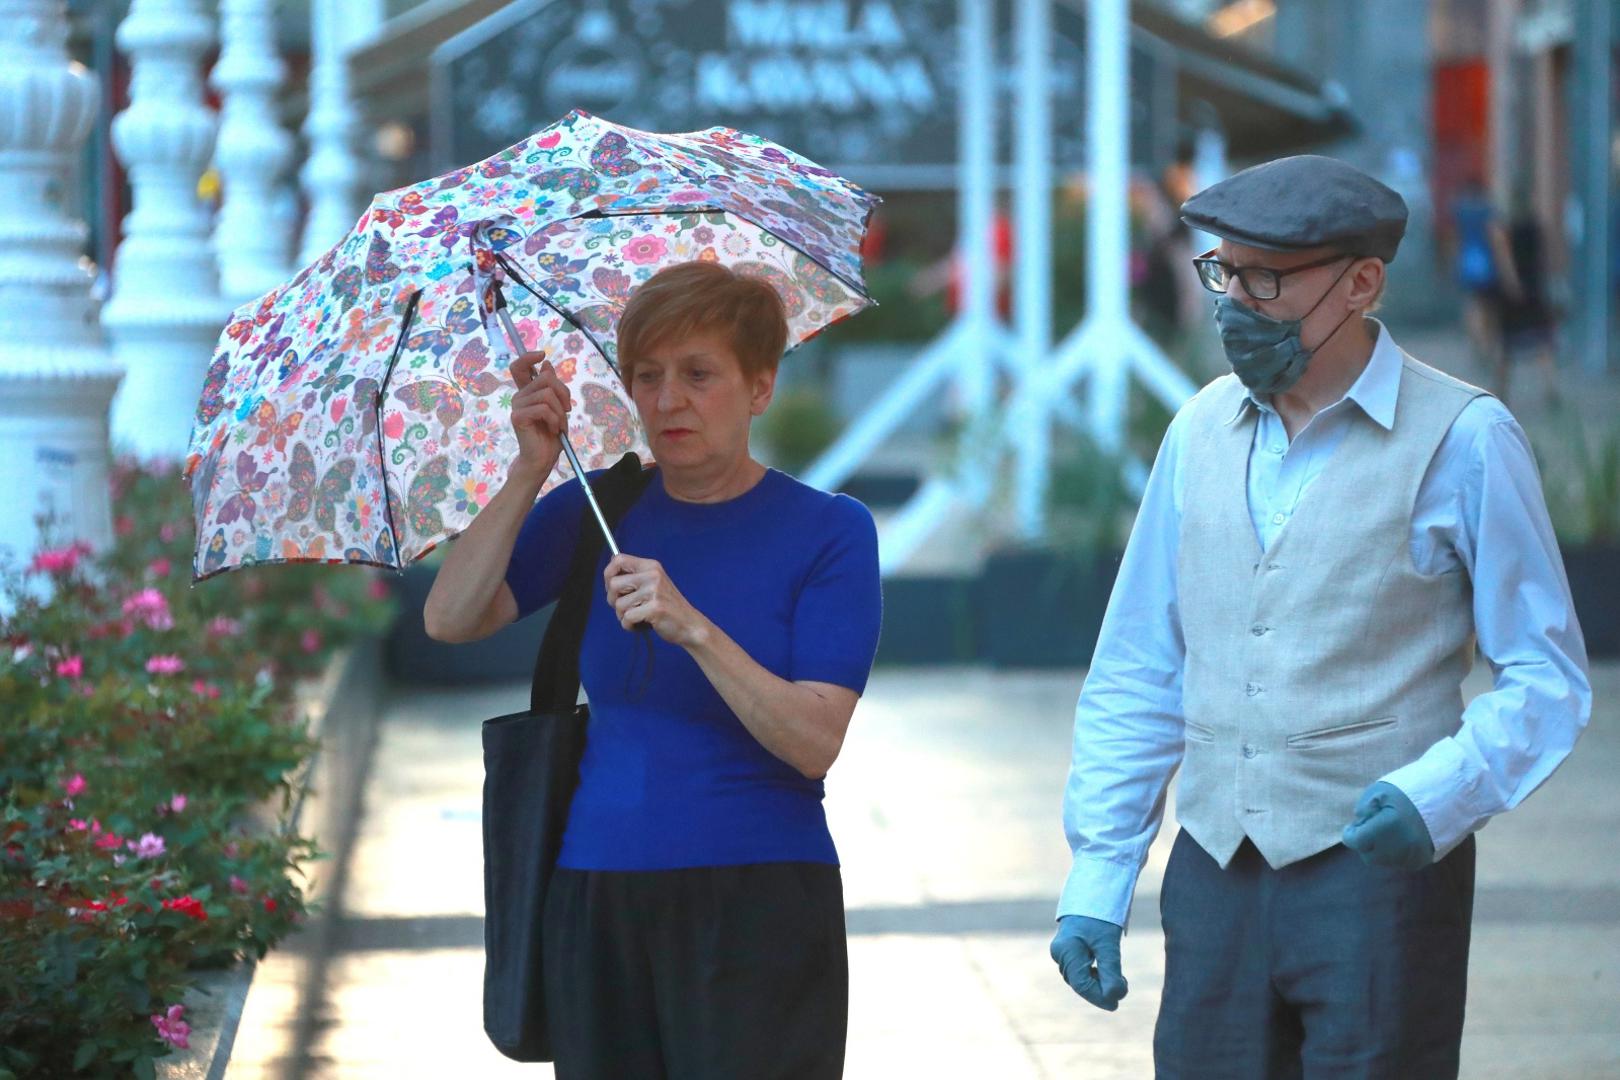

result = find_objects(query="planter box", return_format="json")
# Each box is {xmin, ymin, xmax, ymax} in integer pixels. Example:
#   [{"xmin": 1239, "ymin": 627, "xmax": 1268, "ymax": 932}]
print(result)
[
  {"xmin": 839, "ymin": 471, "xmax": 923, "ymax": 511},
  {"xmin": 1564, "ymin": 545, "xmax": 1620, "ymax": 657},
  {"xmin": 385, "ymin": 562, "xmax": 554, "ymax": 684},
  {"xmin": 976, "ymin": 547, "xmax": 1121, "ymax": 669},
  {"xmin": 876, "ymin": 574, "xmax": 978, "ymax": 665}
]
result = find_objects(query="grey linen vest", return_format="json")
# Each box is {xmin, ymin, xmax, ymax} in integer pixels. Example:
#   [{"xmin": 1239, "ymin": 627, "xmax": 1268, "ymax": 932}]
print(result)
[{"xmin": 1175, "ymin": 355, "xmax": 1487, "ymax": 869}]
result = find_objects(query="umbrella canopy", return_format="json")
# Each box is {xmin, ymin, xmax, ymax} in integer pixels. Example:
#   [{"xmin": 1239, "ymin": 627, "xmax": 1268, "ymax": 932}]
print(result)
[{"xmin": 185, "ymin": 110, "xmax": 879, "ymax": 581}]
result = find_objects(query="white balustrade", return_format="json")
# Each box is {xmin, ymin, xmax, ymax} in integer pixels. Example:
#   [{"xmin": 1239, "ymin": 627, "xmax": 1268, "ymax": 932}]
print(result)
[
  {"xmin": 0, "ymin": 0, "xmax": 122, "ymax": 566},
  {"xmin": 104, "ymin": 0, "xmax": 229, "ymax": 460},
  {"xmin": 213, "ymin": 0, "xmax": 296, "ymax": 304},
  {"xmin": 298, "ymin": 0, "xmax": 383, "ymax": 264}
]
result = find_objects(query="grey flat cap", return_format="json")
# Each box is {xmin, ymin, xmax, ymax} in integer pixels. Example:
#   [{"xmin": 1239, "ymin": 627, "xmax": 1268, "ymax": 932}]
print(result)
[{"xmin": 1180, "ymin": 155, "xmax": 1408, "ymax": 262}]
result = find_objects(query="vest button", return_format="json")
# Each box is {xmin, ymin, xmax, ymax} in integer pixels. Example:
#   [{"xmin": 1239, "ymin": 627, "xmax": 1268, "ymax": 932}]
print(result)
[
  {"xmin": 1242, "ymin": 744, "xmax": 1259, "ymax": 759},
  {"xmin": 1245, "ymin": 682, "xmax": 1262, "ymax": 696},
  {"xmin": 1250, "ymin": 624, "xmax": 1268, "ymax": 636},
  {"xmin": 1271, "ymin": 512, "xmax": 1286, "ymax": 526}
]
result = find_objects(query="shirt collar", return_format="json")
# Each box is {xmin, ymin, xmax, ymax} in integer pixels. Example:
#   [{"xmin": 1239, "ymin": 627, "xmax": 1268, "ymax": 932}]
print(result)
[{"xmin": 1222, "ymin": 318, "xmax": 1402, "ymax": 431}]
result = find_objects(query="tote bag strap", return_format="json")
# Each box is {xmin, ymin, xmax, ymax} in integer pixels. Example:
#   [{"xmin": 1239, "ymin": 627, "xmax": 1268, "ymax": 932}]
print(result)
[{"xmin": 529, "ymin": 452, "xmax": 655, "ymax": 712}]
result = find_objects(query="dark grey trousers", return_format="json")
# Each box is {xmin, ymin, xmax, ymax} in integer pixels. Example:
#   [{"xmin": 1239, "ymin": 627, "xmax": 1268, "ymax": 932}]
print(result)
[{"xmin": 1154, "ymin": 829, "xmax": 1475, "ymax": 1080}]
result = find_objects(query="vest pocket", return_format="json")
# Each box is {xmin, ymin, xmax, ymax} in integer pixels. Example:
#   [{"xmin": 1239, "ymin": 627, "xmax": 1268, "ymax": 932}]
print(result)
[
  {"xmin": 1285, "ymin": 715, "xmax": 1398, "ymax": 749},
  {"xmin": 1183, "ymin": 720, "xmax": 1217, "ymax": 744}
]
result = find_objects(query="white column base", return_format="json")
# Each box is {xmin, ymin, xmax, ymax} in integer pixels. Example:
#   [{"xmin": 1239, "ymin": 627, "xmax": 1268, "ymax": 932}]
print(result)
[{"xmin": 0, "ymin": 365, "xmax": 121, "ymax": 563}]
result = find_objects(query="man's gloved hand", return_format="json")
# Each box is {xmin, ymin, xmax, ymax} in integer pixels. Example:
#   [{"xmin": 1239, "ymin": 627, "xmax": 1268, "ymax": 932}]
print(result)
[
  {"xmin": 1049, "ymin": 915, "xmax": 1128, "ymax": 1011},
  {"xmin": 1341, "ymin": 780, "xmax": 1436, "ymax": 870}
]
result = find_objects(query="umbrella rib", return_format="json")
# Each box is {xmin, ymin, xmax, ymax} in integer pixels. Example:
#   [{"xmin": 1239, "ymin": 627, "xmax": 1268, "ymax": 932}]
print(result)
[
  {"xmin": 376, "ymin": 288, "xmax": 422, "ymax": 570},
  {"xmin": 492, "ymin": 250, "xmax": 620, "ymax": 376}
]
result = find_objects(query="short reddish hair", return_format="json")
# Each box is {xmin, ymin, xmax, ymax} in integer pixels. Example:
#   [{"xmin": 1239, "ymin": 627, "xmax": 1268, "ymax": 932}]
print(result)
[{"xmin": 616, "ymin": 261, "xmax": 788, "ymax": 382}]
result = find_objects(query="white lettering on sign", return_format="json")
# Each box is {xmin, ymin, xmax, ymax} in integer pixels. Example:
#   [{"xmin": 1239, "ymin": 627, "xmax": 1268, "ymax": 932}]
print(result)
[
  {"xmin": 728, "ymin": 1, "xmax": 908, "ymax": 50},
  {"xmin": 695, "ymin": 52, "xmax": 935, "ymax": 113}
]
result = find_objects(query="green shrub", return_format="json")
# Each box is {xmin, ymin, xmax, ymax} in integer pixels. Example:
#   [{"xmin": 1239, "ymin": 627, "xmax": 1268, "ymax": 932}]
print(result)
[{"xmin": 0, "ymin": 459, "xmax": 395, "ymax": 1079}]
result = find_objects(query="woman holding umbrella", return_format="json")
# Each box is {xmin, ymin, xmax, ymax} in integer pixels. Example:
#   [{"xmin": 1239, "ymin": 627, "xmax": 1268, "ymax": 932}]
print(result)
[{"xmin": 424, "ymin": 260, "xmax": 882, "ymax": 1078}]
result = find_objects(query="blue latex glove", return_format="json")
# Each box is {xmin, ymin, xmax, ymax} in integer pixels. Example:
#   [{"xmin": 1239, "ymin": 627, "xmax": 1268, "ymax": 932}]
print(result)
[
  {"xmin": 1341, "ymin": 780, "xmax": 1436, "ymax": 870},
  {"xmin": 1049, "ymin": 915, "xmax": 1128, "ymax": 1011}
]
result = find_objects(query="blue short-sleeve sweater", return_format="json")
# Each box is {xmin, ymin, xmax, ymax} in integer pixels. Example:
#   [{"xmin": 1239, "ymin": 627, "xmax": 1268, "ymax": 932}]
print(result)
[{"xmin": 504, "ymin": 466, "xmax": 882, "ymax": 870}]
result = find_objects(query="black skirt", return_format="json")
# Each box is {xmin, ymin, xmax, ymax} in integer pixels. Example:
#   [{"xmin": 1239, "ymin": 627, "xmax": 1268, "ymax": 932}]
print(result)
[{"xmin": 541, "ymin": 862, "xmax": 848, "ymax": 1080}]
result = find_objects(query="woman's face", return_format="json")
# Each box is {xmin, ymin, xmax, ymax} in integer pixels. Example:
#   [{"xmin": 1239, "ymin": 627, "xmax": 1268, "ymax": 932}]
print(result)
[{"xmin": 628, "ymin": 330, "xmax": 775, "ymax": 474}]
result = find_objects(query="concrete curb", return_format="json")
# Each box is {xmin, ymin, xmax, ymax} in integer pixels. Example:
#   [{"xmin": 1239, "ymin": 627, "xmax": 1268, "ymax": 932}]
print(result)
[{"xmin": 156, "ymin": 639, "xmax": 386, "ymax": 1080}]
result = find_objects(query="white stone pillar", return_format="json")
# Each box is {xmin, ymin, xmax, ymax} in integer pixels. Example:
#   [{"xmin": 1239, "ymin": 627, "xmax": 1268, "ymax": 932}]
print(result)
[
  {"xmin": 103, "ymin": 0, "xmax": 229, "ymax": 461},
  {"xmin": 298, "ymin": 0, "xmax": 383, "ymax": 264},
  {"xmin": 0, "ymin": 0, "xmax": 122, "ymax": 565},
  {"xmin": 212, "ymin": 0, "xmax": 295, "ymax": 304}
]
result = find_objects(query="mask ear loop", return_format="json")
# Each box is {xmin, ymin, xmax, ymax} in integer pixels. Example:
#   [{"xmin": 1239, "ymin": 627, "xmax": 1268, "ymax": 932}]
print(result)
[{"xmin": 1298, "ymin": 258, "xmax": 1364, "ymax": 356}]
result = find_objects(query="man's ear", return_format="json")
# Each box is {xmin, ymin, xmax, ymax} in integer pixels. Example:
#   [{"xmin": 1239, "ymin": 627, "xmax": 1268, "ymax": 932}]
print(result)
[
  {"xmin": 751, "ymin": 366, "xmax": 777, "ymax": 417},
  {"xmin": 1347, "ymin": 257, "xmax": 1386, "ymax": 309}
]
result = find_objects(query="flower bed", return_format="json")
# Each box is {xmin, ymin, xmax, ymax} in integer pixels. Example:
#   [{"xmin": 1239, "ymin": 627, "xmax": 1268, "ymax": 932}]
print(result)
[{"xmin": 0, "ymin": 461, "xmax": 395, "ymax": 1080}]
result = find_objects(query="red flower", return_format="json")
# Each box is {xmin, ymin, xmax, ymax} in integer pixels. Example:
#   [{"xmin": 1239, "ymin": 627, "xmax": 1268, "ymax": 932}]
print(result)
[
  {"xmin": 94, "ymin": 832, "xmax": 125, "ymax": 851},
  {"xmin": 263, "ymin": 896, "xmax": 278, "ymax": 914},
  {"xmin": 162, "ymin": 895, "xmax": 208, "ymax": 921}
]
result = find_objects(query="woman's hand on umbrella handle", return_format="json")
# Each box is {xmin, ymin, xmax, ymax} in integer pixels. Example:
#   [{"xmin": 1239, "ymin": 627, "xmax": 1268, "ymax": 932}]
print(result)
[
  {"xmin": 605, "ymin": 554, "xmax": 710, "ymax": 649},
  {"xmin": 507, "ymin": 351, "xmax": 569, "ymax": 484}
]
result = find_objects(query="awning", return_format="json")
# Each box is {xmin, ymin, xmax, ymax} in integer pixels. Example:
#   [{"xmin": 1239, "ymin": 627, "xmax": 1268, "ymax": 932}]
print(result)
[
  {"xmin": 1122, "ymin": 2, "xmax": 1358, "ymax": 157},
  {"xmin": 350, "ymin": 0, "xmax": 1356, "ymax": 163}
]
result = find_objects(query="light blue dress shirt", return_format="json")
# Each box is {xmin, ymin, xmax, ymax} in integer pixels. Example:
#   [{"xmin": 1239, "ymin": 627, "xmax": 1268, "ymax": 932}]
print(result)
[{"xmin": 1059, "ymin": 321, "xmax": 1592, "ymax": 927}]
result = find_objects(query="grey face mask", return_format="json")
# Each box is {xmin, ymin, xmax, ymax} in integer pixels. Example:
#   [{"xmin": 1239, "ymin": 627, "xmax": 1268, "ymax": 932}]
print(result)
[{"xmin": 1212, "ymin": 262, "xmax": 1357, "ymax": 396}]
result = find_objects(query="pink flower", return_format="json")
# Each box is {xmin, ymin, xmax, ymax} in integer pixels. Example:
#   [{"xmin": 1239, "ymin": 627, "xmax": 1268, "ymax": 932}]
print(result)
[
  {"xmin": 190, "ymin": 679, "xmax": 221, "ymax": 699},
  {"xmin": 367, "ymin": 578, "xmax": 392, "ymax": 601},
  {"xmin": 29, "ymin": 542, "xmax": 90, "ymax": 575},
  {"xmin": 146, "ymin": 557, "xmax": 172, "ymax": 579},
  {"xmin": 54, "ymin": 656, "xmax": 84, "ymax": 680},
  {"xmin": 61, "ymin": 773, "xmax": 86, "ymax": 798},
  {"xmin": 169, "ymin": 793, "xmax": 187, "ymax": 814},
  {"xmin": 146, "ymin": 654, "xmax": 185, "ymax": 675},
  {"xmin": 94, "ymin": 831, "xmax": 125, "ymax": 851},
  {"xmin": 159, "ymin": 523, "xmax": 179, "ymax": 543},
  {"xmin": 67, "ymin": 818, "xmax": 90, "ymax": 832},
  {"xmin": 223, "ymin": 841, "xmax": 241, "ymax": 858},
  {"xmin": 300, "ymin": 629, "xmax": 322, "ymax": 655},
  {"xmin": 152, "ymin": 1004, "xmax": 191, "ymax": 1049},
  {"xmin": 130, "ymin": 833, "xmax": 166, "ymax": 859},
  {"xmin": 229, "ymin": 874, "xmax": 249, "ymax": 896},
  {"xmin": 206, "ymin": 616, "xmax": 242, "ymax": 637},
  {"xmin": 622, "ymin": 235, "xmax": 669, "ymax": 265},
  {"xmin": 123, "ymin": 588, "xmax": 174, "ymax": 631}
]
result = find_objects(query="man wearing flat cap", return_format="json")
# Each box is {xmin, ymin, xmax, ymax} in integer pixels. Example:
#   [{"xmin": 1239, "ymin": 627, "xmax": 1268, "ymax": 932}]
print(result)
[{"xmin": 1048, "ymin": 155, "xmax": 1591, "ymax": 1077}]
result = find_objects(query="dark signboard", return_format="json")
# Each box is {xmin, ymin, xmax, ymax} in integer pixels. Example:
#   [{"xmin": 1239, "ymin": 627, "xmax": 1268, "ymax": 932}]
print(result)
[{"xmin": 431, "ymin": 0, "xmax": 1171, "ymax": 189}]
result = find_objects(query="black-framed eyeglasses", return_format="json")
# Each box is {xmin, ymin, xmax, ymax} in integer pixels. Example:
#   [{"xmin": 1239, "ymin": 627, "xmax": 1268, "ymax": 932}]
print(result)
[{"xmin": 1191, "ymin": 248, "xmax": 1352, "ymax": 301}]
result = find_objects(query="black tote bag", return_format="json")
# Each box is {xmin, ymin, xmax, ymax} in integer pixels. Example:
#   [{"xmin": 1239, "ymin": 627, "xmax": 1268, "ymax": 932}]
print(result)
[{"xmin": 481, "ymin": 452, "xmax": 652, "ymax": 1062}]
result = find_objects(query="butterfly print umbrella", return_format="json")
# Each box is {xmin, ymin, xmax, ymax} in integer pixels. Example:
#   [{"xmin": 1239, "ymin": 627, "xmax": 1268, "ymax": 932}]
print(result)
[{"xmin": 185, "ymin": 109, "xmax": 878, "ymax": 580}]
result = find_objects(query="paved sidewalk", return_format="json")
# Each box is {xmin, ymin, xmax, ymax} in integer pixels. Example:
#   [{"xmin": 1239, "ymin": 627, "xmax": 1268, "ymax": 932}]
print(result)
[{"xmin": 227, "ymin": 662, "xmax": 1619, "ymax": 1079}]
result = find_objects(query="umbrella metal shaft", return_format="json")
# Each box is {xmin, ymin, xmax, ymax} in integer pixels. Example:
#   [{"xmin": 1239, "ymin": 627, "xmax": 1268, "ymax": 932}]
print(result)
[{"xmin": 492, "ymin": 305, "xmax": 622, "ymax": 559}]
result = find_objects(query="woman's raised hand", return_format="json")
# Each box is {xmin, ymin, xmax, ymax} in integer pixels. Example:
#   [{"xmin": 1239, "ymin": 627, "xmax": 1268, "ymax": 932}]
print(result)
[{"xmin": 507, "ymin": 350, "xmax": 570, "ymax": 484}]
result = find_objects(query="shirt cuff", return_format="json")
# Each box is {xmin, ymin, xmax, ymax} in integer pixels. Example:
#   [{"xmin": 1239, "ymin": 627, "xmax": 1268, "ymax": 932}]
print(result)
[
  {"xmin": 1381, "ymin": 737, "xmax": 1488, "ymax": 860},
  {"xmin": 1057, "ymin": 853, "xmax": 1145, "ymax": 930}
]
